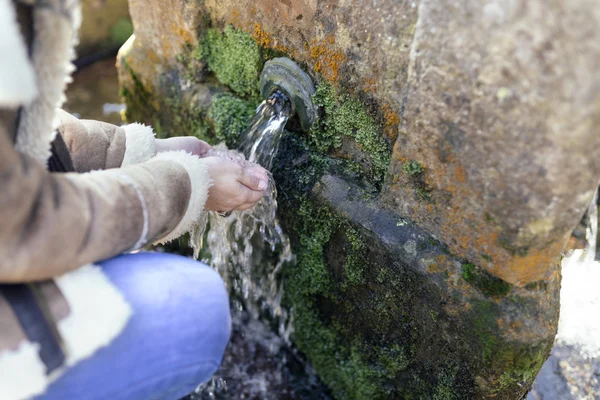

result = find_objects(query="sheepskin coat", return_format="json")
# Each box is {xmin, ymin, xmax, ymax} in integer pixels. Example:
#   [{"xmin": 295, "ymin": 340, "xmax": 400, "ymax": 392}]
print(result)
[{"xmin": 0, "ymin": 0, "xmax": 212, "ymax": 398}]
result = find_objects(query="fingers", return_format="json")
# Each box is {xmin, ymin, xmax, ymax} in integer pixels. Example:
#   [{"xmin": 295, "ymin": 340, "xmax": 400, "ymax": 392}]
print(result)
[
  {"xmin": 240, "ymin": 184, "xmax": 264, "ymax": 204},
  {"xmin": 233, "ymin": 188, "xmax": 264, "ymax": 211},
  {"xmin": 154, "ymin": 137, "xmax": 212, "ymax": 156},
  {"xmin": 238, "ymin": 167, "xmax": 268, "ymax": 191},
  {"xmin": 192, "ymin": 139, "xmax": 212, "ymax": 157}
]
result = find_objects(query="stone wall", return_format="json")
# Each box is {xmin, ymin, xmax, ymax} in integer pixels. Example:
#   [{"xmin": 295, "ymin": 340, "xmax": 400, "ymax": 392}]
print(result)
[{"xmin": 117, "ymin": 0, "xmax": 600, "ymax": 398}]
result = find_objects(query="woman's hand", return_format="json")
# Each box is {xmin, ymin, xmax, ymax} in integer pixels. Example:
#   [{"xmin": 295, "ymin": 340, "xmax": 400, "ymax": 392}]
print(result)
[
  {"xmin": 155, "ymin": 137, "xmax": 212, "ymax": 157},
  {"xmin": 202, "ymin": 156, "xmax": 269, "ymax": 212}
]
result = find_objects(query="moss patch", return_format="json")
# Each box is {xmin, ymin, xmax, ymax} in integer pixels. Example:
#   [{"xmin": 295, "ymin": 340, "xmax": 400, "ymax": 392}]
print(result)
[
  {"xmin": 199, "ymin": 25, "xmax": 263, "ymax": 98},
  {"xmin": 271, "ymin": 131, "xmax": 481, "ymax": 400},
  {"xmin": 308, "ymin": 82, "xmax": 392, "ymax": 184},
  {"xmin": 208, "ymin": 93, "xmax": 257, "ymax": 148},
  {"xmin": 469, "ymin": 299, "xmax": 551, "ymax": 397},
  {"xmin": 285, "ymin": 200, "xmax": 390, "ymax": 399},
  {"xmin": 162, "ymin": 84, "xmax": 210, "ymax": 141},
  {"xmin": 400, "ymin": 159, "xmax": 434, "ymax": 202},
  {"xmin": 462, "ymin": 263, "xmax": 512, "ymax": 297},
  {"xmin": 119, "ymin": 57, "xmax": 156, "ymax": 126},
  {"xmin": 403, "ymin": 160, "xmax": 424, "ymax": 175}
]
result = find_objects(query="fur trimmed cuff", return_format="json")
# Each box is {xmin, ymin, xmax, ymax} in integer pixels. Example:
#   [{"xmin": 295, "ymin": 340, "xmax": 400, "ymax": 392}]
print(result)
[
  {"xmin": 121, "ymin": 123, "xmax": 156, "ymax": 166},
  {"xmin": 153, "ymin": 151, "xmax": 212, "ymax": 244}
]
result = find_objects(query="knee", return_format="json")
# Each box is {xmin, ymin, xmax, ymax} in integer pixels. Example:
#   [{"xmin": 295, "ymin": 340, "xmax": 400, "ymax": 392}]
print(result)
[
  {"xmin": 100, "ymin": 253, "xmax": 232, "ymax": 363},
  {"xmin": 193, "ymin": 267, "xmax": 232, "ymax": 361}
]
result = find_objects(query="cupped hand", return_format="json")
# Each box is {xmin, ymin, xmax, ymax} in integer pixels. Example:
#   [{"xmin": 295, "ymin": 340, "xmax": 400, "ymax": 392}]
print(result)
[
  {"xmin": 155, "ymin": 137, "xmax": 212, "ymax": 157},
  {"xmin": 202, "ymin": 156, "xmax": 269, "ymax": 212}
]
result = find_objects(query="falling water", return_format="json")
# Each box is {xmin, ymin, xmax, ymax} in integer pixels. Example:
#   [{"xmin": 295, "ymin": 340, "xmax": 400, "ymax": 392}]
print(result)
[{"xmin": 190, "ymin": 91, "xmax": 294, "ymax": 339}]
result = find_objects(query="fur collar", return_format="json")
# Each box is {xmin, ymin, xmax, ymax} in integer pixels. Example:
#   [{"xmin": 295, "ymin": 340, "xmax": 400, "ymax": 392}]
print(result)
[
  {"xmin": 4, "ymin": 0, "xmax": 81, "ymax": 166},
  {"xmin": 0, "ymin": 0, "xmax": 38, "ymax": 108}
]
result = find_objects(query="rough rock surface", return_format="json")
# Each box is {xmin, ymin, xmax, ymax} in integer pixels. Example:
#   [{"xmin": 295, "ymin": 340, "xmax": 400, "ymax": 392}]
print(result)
[{"xmin": 117, "ymin": 0, "xmax": 600, "ymax": 398}]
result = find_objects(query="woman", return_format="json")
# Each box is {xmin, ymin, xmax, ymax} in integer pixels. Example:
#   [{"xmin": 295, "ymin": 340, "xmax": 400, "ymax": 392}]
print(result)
[{"xmin": 0, "ymin": 0, "xmax": 268, "ymax": 398}]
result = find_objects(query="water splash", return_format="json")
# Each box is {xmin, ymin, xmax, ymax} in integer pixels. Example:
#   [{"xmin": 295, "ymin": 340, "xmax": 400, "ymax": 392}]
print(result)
[{"xmin": 190, "ymin": 93, "xmax": 294, "ymax": 338}]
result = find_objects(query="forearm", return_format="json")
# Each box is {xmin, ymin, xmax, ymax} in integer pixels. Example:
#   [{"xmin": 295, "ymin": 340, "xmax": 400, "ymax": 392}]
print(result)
[
  {"xmin": 56, "ymin": 109, "xmax": 156, "ymax": 172},
  {"xmin": 0, "ymin": 127, "xmax": 210, "ymax": 281}
]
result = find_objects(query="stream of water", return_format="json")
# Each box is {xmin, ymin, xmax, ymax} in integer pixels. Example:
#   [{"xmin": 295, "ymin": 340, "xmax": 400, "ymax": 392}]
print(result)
[
  {"xmin": 186, "ymin": 93, "xmax": 332, "ymax": 399},
  {"xmin": 190, "ymin": 93, "xmax": 294, "ymax": 340}
]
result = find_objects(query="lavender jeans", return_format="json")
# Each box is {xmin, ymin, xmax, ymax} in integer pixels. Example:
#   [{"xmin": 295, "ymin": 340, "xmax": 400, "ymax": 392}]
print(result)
[{"xmin": 37, "ymin": 252, "xmax": 231, "ymax": 400}]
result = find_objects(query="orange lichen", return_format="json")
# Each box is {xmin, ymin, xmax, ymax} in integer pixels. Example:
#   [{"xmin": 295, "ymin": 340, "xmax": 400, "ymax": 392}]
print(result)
[
  {"xmin": 252, "ymin": 23, "xmax": 296, "ymax": 57},
  {"xmin": 146, "ymin": 49, "xmax": 159, "ymax": 64},
  {"xmin": 427, "ymin": 255, "xmax": 452, "ymax": 274},
  {"xmin": 307, "ymin": 35, "xmax": 347, "ymax": 82},
  {"xmin": 253, "ymin": 23, "xmax": 273, "ymax": 48},
  {"xmin": 364, "ymin": 76, "xmax": 377, "ymax": 94},
  {"xmin": 500, "ymin": 242, "xmax": 564, "ymax": 285},
  {"xmin": 381, "ymin": 103, "xmax": 400, "ymax": 143},
  {"xmin": 453, "ymin": 164, "xmax": 466, "ymax": 184},
  {"xmin": 174, "ymin": 26, "xmax": 194, "ymax": 44},
  {"xmin": 390, "ymin": 136, "xmax": 567, "ymax": 289}
]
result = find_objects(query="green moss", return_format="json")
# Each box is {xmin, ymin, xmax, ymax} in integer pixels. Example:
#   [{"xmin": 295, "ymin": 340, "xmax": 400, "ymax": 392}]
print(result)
[
  {"xmin": 462, "ymin": 263, "xmax": 512, "ymax": 297},
  {"xmin": 470, "ymin": 297, "xmax": 552, "ymax": 397},
  {"xmin": 199, "ymin": 25, "xmax": 262, "ymax": 98},
  {"xmin": 524, "ymin": 281, "xmax": 548, "ymax": 291},
  {"xmin": 344, "ymin": 228, "xmax": 366, "ymax": 286},
  {"xmin": 433, "ymin": 363, "xmax": 462, "ymax": 400},
  {"xmin": 403, "ymin": 160, "xmax": 424, "ymax": 175},
  {"xmin": 119, "ymin": 58, "xmax": 156, "ymax": 125},
  {"xmin": 208, "ymin": 93, "xmax": 257, "ymax": 148},
  {"xmin": 493, "ymin": 343, "xmax": 549, "ymax": 393},
  {"xmin": 163, "ymin": 88, "xmax": 210, "ymax": 141},
  {"xmin": 308, "ymin": 82, "xmax": 392, "ymax": 183},
  {"xmin": 416, "ymin": 187, "xmax": 432, "ymax": 201},
  {"xmin": 291, "ymin": 301, "xmax": 384, "ymax": 399},
  {"xmin": 400, "ymin": 159, "xmax": 433, "ymax": 202},
  {"xmin": 283, "ymin": 199, "xmax": 397, "ymax": 399},
  {"xmin": 175, "ymin": 46, "xmax": 205, "ymax": 84},
  {"xmin": 471, "ymin": 300, "xmax": 499, "ymax": 362},
  {"xmin": 462, "ymin": 263, "xmax": 476, "ymax": 281}
]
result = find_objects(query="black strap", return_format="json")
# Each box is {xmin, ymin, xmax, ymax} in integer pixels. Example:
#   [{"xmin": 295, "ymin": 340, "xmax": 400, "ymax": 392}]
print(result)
[
  {"xmin": 0, "ymin": 284, "xmax": 66, "ymax": 373},
  {"xmin": 48, "ymin": 132, "xmax": 75, "ymax": 172}
]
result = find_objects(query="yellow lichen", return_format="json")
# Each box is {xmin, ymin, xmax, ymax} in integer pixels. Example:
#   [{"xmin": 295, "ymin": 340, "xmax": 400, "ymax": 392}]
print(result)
[{"xmin": 307, "ymin": 35, "xmax": 347, "ymax": 82}]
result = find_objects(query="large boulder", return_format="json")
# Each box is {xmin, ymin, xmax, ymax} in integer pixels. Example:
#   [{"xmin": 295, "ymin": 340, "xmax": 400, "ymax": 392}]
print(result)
[{"xmin": 117, "ymin": 0, "xmax": 600, "ymax": 398}]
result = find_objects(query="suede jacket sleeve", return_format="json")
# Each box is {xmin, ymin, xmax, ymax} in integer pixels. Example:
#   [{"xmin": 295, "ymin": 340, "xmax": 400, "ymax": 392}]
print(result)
[
  {"xmin": 56, "ymin": 109, "xmax": 156, "ymax": 172},
  {"xmin": 0, "ymin": 119, "xmax": 211, "ymax": 282}
]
